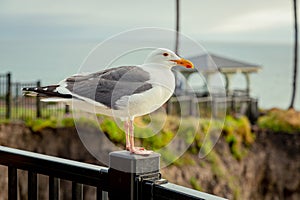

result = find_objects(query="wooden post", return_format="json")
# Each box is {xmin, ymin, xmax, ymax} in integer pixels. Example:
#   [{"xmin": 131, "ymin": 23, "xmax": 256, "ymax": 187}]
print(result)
[{"xmin": 6, "ymin": 72, "xmax": 11, "ymax": 119}]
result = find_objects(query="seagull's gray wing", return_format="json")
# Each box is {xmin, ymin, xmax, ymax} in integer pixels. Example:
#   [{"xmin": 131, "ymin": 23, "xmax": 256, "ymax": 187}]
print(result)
[{"xmin": 65, "ymin": 66, "xmax": 153, "ymax": 109}]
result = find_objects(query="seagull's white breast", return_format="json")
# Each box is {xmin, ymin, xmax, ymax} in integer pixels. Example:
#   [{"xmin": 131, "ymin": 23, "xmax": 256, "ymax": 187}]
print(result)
[{"xmin": 114, "ymin": 64, "xmax": 175, "ymax": 118}]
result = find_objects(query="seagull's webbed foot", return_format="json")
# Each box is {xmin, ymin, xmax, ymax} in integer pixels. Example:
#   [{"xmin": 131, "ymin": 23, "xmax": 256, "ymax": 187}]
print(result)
[
  {"xmin": 128, "ymin": 146, "xmax": 152, "ymax": 155},
  {"xmin": 126, "ymin": 146, "xmax": 145, "ymax": 151}
]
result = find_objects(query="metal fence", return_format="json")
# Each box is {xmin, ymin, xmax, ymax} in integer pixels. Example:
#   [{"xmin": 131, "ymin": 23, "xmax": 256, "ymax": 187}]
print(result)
[
  {"xmin": 0, "ymin": 145, "xmax": 226, "ymax": 200},
  {"xmin": 0, "ymin": 72, "xmax": 68, "ymax": 120},
  {"xmin": 0, "ymin": 73, "xmax": 10, "ymax": 119}
]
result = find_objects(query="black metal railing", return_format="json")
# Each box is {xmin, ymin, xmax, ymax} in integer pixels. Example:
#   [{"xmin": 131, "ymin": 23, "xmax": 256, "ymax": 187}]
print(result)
[
  {"xmin": 0, "ymin": 145, "xmax": 108, "ymax": 200},
  {"xmin": 0, "ymin": 146, "xmax": 226, "ymax": 200}
]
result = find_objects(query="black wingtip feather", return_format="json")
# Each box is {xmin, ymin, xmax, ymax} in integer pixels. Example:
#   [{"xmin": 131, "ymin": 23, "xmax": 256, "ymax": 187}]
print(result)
[{"xmin": 22, "ymin": 85, "xmax": 72, "ymax": 98}]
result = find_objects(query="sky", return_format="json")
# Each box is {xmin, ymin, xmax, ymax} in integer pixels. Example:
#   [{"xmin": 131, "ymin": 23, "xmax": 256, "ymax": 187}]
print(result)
[
  {"xmin": 0, "ymin": 0, "xmax": 295, "ymax": 43},
  {"xmin": 0, "ymin": 0, "xmax": 299, "ymax": 109}
]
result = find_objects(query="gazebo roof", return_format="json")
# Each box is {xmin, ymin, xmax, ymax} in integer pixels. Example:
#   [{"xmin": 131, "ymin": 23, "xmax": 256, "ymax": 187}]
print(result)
[{"xmin": 175, "ymin": 53, "xmax": 261, "ymax": 74}]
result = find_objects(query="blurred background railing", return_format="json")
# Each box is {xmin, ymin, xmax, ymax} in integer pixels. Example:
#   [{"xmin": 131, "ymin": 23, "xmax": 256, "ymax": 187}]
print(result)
[{"xmin": 0, "ymin": 72, "xmax": 69, "ymax": 121}]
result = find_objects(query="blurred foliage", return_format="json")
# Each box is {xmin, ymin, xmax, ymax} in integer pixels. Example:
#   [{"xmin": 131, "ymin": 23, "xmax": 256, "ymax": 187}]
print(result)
[
  {"xmin": 222, "ymin": 116, "xmax": 255, "ymax": 160},
  {"xmin": 61, "ymin": 117, "xmax": 75, "ymax": 127},
  {"xmin": 258, "ymin": 108, "xmax": 300, "ymax": 133},
  {"xmin": 100, "ymin": 117, "xmax": 125, "ymax": 145},
  {"xmin": 99, "ymin": 114, "xmax": 254, "ymax": 162},
  {"xmin": 190, "ymin": 177, "xmax": 202, "ymax": 191},
  {"xmin": 24, "ymin": 117, "xmax": 76, "ymax": 132},
  {"xmin": 8, "ymin": 111, "xmax": 255, "ymax": 163},
  {"xmin": 25, "ymin": 117, "xmax": 58, "ymax": 132}
]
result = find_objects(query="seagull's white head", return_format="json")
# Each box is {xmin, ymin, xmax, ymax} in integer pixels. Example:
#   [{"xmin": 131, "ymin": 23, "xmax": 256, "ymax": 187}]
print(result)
[{"xmin": 144, "ymin": 48, "xmax": 194, "ymax": 69}]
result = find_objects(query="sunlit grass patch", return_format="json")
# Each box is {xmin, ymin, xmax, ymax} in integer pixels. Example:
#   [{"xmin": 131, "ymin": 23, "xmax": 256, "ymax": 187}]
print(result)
[{"xmin": 258, "ymin": 108, "xmax": 300, "ymax": 133}]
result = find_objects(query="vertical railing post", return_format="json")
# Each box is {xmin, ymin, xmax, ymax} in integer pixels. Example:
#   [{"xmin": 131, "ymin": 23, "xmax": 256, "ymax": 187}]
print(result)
[
  {"xmin": 28, "ymin": 171, "xmax": 38, "ymax": 200},
  {"xmin": 49, "ymin": 176, "xmax": 59, "ymax": 200},
  {"xmin": 108, "ymin": 151, "xmax": 160, "ymax": 200},
  {"xmin": 72, "ymin": 182, "xmax": 83, "ymax": 200},
  {"xmin": 36, "ymin": 80, "xmax": 41, "ymax": 118},
  {"xmin": 15, "ymin": 82, "xmax": 19, "ymax": 119},
  {"xmin": 65, "ymin": 105, "xmax": 70, "ymax": 114},
  {"xmin": 6, "ymin": 72, "xmax": 11, "ymax": 119},
  {"xmin": 8, "ymin": 166, "xmax": 17, "ymax": 200}
]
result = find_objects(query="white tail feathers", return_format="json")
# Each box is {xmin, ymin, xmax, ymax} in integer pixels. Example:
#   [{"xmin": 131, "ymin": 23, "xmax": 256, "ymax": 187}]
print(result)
[
  {"xmin": 22, "ymin": 91, "xmax": 38, "ymax": 97},
  {"xmin": 41, "ymin": 98, "xmax": 72, "ymax": 103}
]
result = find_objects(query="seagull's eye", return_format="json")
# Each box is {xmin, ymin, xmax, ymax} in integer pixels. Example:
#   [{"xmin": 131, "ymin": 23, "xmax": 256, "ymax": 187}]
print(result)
[{"xmin": 163, "ymin": 53, "xmax": 169, "ymax": 57}]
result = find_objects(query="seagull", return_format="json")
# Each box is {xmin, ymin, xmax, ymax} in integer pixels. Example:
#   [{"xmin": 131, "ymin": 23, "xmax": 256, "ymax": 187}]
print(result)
[{"xmin": 23, "ymin": 48, "xmax": 194, "ymax": 155}]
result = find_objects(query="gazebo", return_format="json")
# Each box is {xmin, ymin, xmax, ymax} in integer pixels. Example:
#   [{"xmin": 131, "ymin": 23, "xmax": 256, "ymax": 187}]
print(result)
[
  {"xmin": 170, "ymin": 53, "xmax": 261, "ymax": 122},
  {"xmin": 174, "ymin": 53, "xmax": 261, "ymax": 96}
]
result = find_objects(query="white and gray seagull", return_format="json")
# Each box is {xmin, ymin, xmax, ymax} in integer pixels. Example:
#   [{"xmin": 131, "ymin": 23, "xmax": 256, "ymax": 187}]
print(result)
[{"xmin": 23, "ymin": 48, "xmax": 194, "ymax": 155}]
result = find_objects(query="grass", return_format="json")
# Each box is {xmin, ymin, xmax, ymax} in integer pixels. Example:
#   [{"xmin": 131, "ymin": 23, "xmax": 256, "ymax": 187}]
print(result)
[
  {"xmin": 190, "ymin": 177, "xmax": 202, "ymax": 191},
  {"xmin": 98, "ymin": 114, "xmax": 254, "ymax": 163},
  {"xmin": 24, "ymin": 117, "xmax": 75, "ymax": 132},
  {"xmin": 25, "ymin": 118, "xmax": 57, "ymax": 132},
  {"xmin": 222, "ymin": 115, "xmax": 255, "ymax": 160},
  {"xmin": 258, "ymin": 108, "xmax": 300, "ymax": 133},
  {"xmin": 100, "ymin": 117, "xmax": 125, "ymax": 145}
]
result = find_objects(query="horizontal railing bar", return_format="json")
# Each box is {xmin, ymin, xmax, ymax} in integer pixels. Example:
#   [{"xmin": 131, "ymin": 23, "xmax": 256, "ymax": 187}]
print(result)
[
  {"xmin": 0, "ymin": 146, "xmax": 108, "ymax": 188},
  {"xmin": 142, "ymin": 181, "xmax": 227, "ymax": 200},
  {"xmin": 156, "ymin": 183, "xmax": 227, "ymax": 200}
]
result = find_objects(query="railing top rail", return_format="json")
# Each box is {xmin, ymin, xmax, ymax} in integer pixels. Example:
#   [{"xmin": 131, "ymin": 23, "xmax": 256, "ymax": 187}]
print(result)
[
  {"xmin": 0, "ymin": 145, "xmax": 227, "ymax": 200},
  {"xmin": 153, "ymin": 182, "xmax": 227, "ymax": 200},
  {"xmin": 0, "ymin": 145, "xmax": 108, "ymax": 188}
]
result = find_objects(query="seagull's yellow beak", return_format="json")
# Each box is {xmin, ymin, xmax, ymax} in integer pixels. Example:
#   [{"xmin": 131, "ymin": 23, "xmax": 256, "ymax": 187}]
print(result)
[{"xmin": 171, "ymin": 58, "xmax": 194, "ymax": 68}]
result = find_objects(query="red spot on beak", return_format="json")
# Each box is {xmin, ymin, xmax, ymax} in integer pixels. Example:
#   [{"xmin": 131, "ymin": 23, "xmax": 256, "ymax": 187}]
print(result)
[{"xmin": 171, "ymin": 58, "xmax": 194, "ymax": 69}]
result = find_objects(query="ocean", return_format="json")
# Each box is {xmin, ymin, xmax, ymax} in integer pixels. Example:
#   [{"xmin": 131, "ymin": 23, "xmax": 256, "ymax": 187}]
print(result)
[{"xmin": 0, "ymin": 39, "xmax": 299, "ymax": 110}]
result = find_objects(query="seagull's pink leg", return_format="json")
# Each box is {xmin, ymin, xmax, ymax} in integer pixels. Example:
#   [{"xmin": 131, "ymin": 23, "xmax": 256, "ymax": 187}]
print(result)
[
  {"xmin": 128, "ymin": 119, "xmax": 152, "ymax": 155},
  {"xmin": 129, "ymin": 119, "xmax": 135, "ymax": 150},
  {"xmin": 124, "ymin": 120, "xmax": 130, "ymax": 150},
  {"xmin": 125, "ymin": 119, "xmax": 143, "ymax": 151},
  {"xmin": 125, "ymin": 119, "xmax": 144, "ymax": 151}
]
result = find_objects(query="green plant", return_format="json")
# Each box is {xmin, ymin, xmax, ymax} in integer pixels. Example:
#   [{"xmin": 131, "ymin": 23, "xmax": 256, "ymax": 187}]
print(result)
[
  {"xmin": 190, "ymin": 177, "xmax": 202, "ymax": 191},
  {"xmin": 222, "ymin": 116, "xmax": 254, "ymax": 160},
  {"xmin": 61, "ymin": 117, "xmax": 75, "ymax": 127},
  {"xmin": 100, "ymin": 118, "xmax": 125, "ymax": 144},
  {"xmin": 258, "ymin": 109, "xmax": 300, "ymax": 133},
  {"xmin": 25, "ymin": 118, "xmax": 57, "ymax": 132}
]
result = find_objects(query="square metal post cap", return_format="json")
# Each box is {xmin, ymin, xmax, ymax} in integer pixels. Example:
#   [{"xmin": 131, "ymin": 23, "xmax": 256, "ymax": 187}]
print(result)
[{"xmin": 109, "ymin": 151, "xmax": 160, "ymax": 174}]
